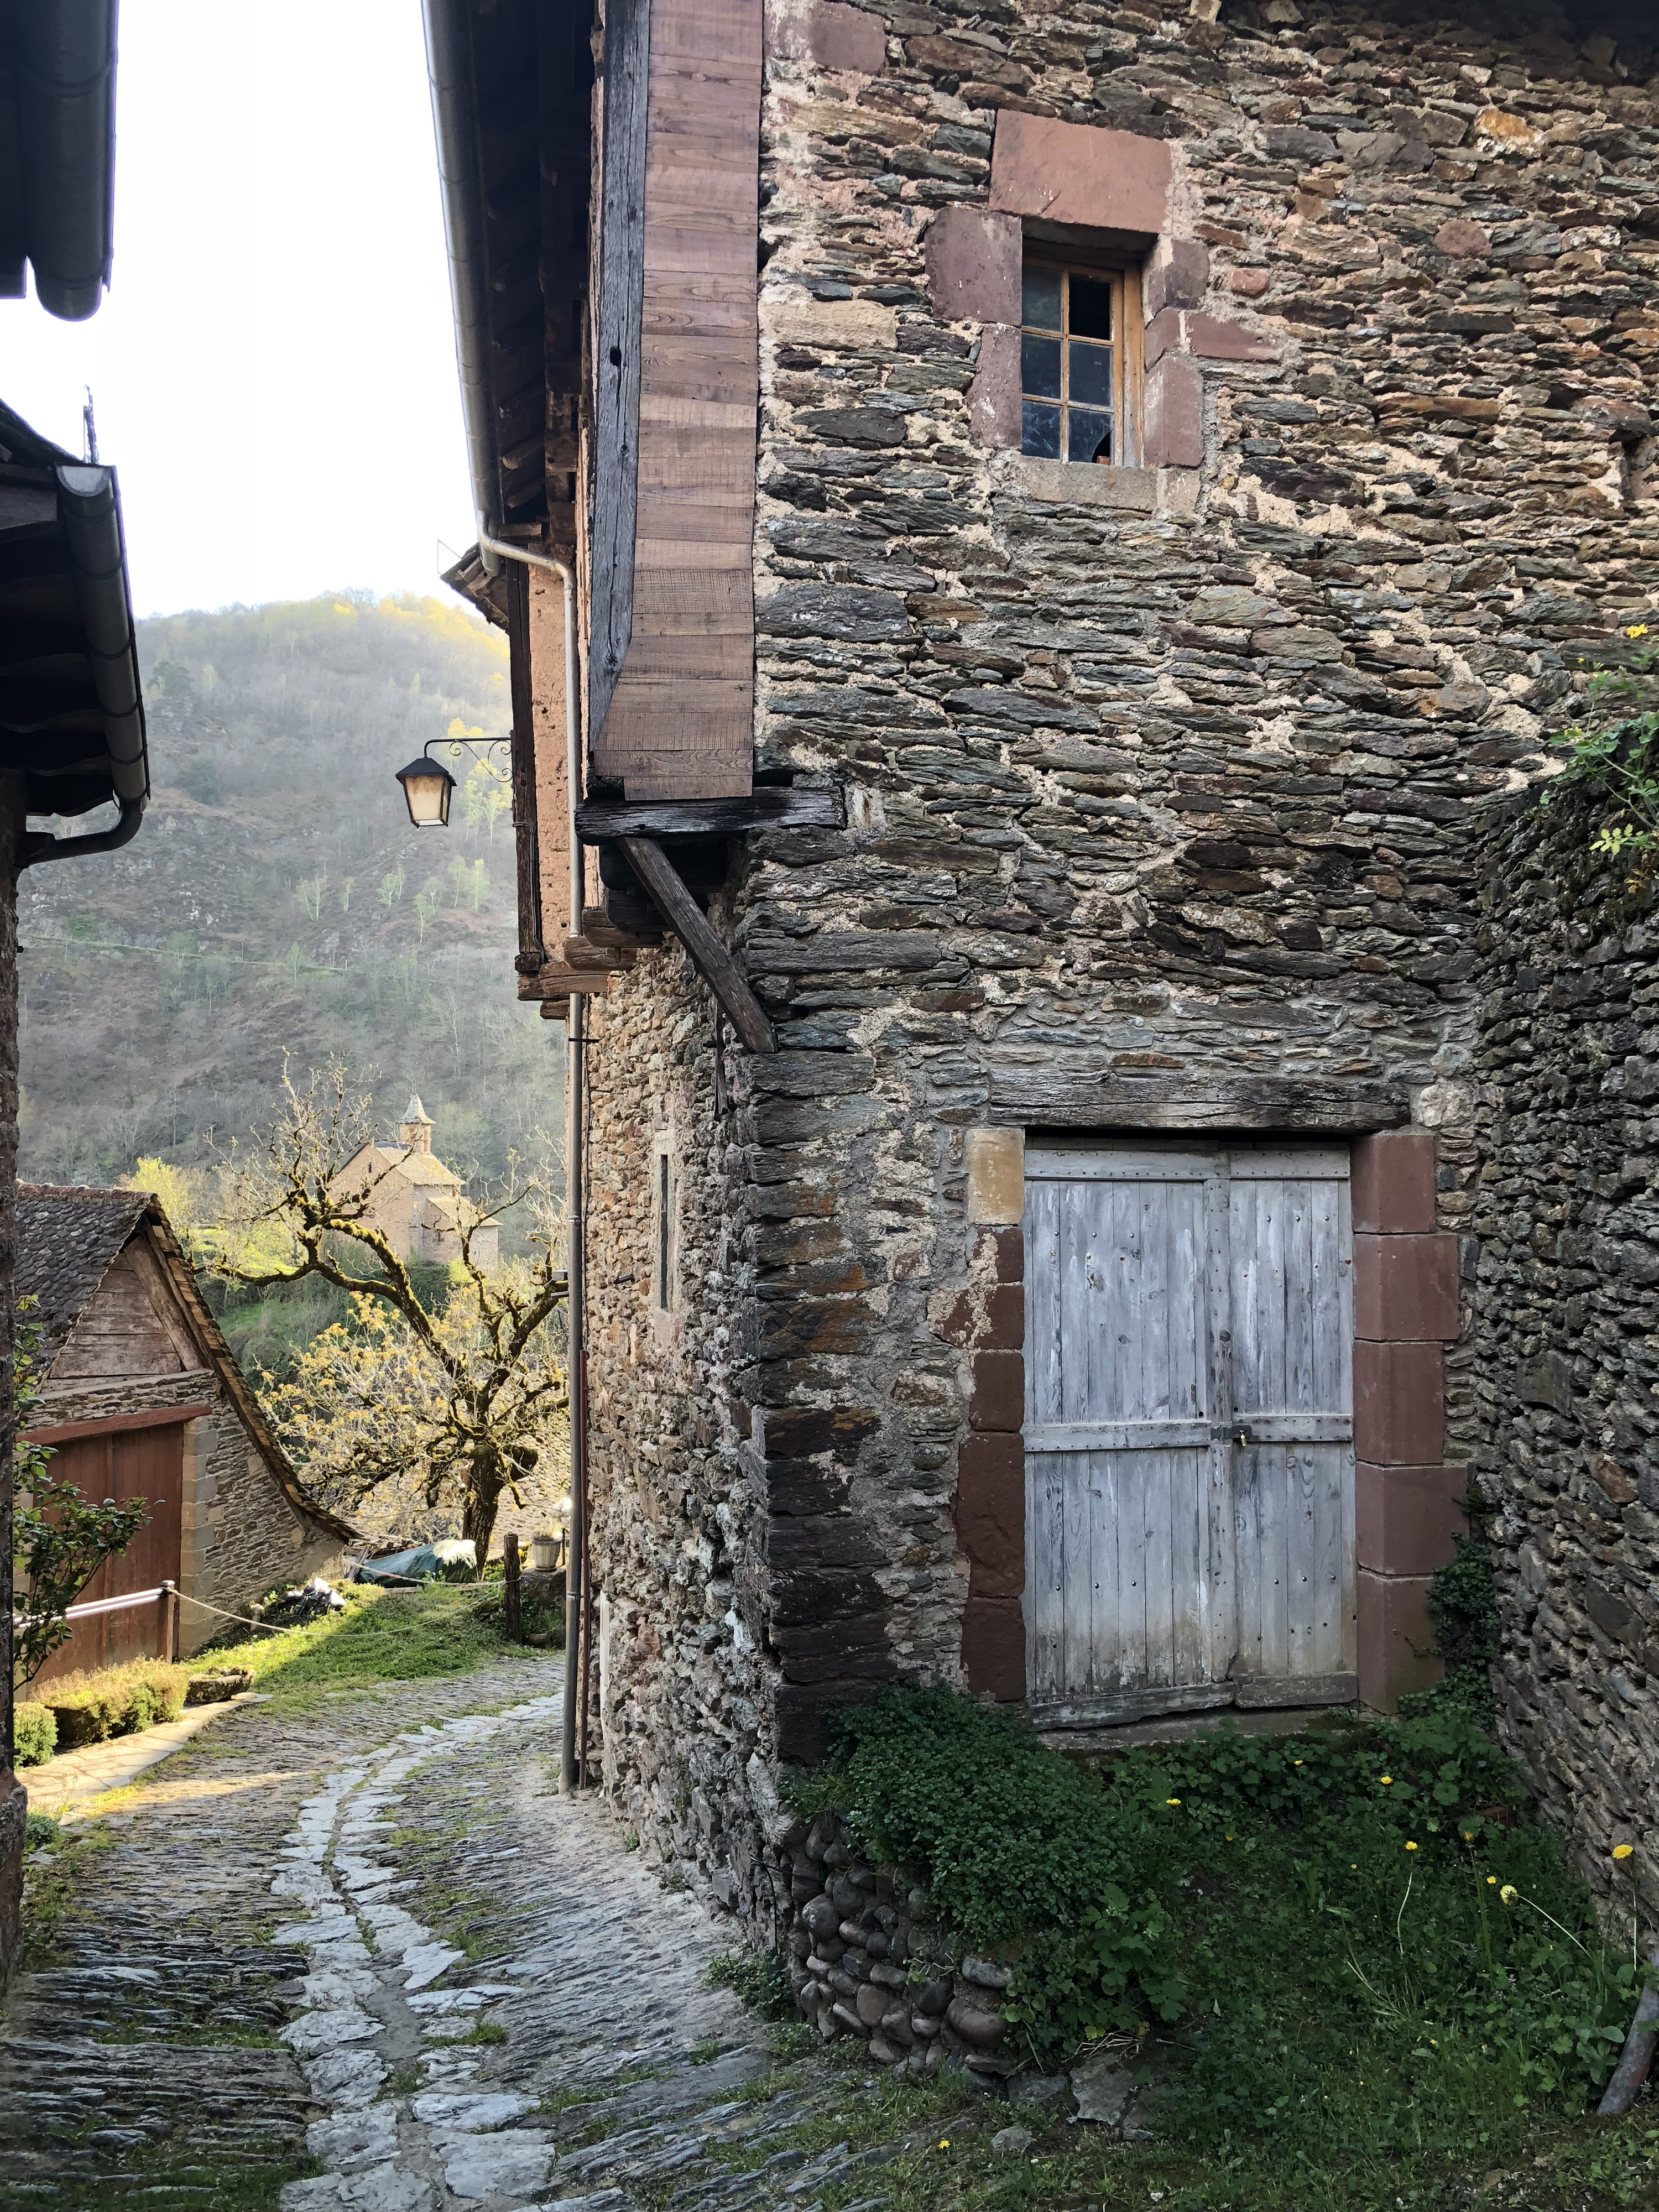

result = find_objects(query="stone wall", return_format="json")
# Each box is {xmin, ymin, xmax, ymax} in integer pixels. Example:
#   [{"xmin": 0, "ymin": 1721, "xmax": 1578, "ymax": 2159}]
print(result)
[
  {"xmin": 1472, "ymin": 777, "xmax": 1659, "ymax": 1916},
  {"xmin": 582, "ymin": 0, "xmax": 1658, "ymax": 1918},
  {"xmin": 584, "ymin": 948, "xmax": 785, "ymax": 1925},
  {"xmin": 784, "ymin": 1807, "xmax": 1015, "ymax": 2080}
]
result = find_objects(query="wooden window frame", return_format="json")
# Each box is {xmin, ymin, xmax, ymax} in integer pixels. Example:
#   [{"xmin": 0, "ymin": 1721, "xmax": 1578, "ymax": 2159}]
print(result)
[
  {"xmin": 1019, "ymin": 249, "xmax": 1145, "ymax": 470},
  {"xmin": 649, "ymin": 1130, "xmax": 679, "ymax": 1319}
]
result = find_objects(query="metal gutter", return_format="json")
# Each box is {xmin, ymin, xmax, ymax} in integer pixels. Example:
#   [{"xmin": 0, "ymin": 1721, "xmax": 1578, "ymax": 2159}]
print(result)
[
  {"xmin": 9, "ymin": 0, "xmax": 118, "ymax": 320},
  {"xmin": 15, "ymin": 458, "xmax": 148, "ymax": 870},
  {"xmin": 421, "ymin": 0, "xmax": 501, "ymax": 572}
]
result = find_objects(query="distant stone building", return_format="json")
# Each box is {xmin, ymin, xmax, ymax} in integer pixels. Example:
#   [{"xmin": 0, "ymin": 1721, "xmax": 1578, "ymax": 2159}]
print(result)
[
  {"xmin": 18, "ymin": 1184, "xmax": 354, "ymax": 1678},
  {"xmin": 334, "ymin": 1097, "xmax": 499, "ymax": 1271}
]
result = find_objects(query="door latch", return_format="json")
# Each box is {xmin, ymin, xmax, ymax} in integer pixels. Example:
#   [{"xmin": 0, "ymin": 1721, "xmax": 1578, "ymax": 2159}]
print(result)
[{"xmin": 1212, "ymin": 1423, "xmax": 1254, "ymax": 1447}]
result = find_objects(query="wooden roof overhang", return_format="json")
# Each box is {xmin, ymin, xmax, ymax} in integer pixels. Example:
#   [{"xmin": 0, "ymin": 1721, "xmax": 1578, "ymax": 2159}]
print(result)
[
  {"xmin": 0, "ymin": 399, "xmax": 148, "ymax": 865},
  {"xmin": 425, "ymin": 0, "xmax": 782, "ymax": 1052}
]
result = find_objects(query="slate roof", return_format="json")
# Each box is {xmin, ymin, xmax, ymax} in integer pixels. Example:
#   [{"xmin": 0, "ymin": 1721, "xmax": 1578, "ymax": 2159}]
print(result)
[{"xmin": 17, "ymin": 1183, "xmax": 152, "ymax": 1365}]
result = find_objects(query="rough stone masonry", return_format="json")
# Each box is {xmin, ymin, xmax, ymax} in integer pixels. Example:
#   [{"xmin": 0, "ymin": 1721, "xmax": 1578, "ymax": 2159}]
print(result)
[{"xmin": 578, "ymin": 0, "xmax": 1659, "ymax": 1942}]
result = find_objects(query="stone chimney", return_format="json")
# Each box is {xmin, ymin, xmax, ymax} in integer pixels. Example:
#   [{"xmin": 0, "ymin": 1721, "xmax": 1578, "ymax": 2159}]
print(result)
[{"xmin": 398, "ymin": 1094, "xmax": 434, "ymax": 1155}]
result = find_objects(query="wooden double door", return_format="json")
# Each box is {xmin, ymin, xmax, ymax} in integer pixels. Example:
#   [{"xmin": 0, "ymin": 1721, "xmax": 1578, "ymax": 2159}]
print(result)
[
  {"xmin": 30, "ymin": 1425, "xmax": 184, "ymax": 1683},
  {"xmin": 1024, "ymin": 1141, "xmax": 1355, "ymax": 1726}
]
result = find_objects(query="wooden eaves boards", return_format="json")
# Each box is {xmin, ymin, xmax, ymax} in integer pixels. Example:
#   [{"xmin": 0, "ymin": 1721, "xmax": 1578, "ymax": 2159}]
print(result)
[{"xmin": 592, "ymin": 0, "xmax": 761, "ymax": 802}]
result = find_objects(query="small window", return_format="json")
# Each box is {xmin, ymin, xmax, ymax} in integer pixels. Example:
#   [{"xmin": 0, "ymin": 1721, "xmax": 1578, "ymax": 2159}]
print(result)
[
  {"xmin": 650, "ymin": 1134, "xmax": 677, "ymax": 1315},
  {"xmin": 1020, "ymin": 259, "xmax": 1135, "ymax": 466}
]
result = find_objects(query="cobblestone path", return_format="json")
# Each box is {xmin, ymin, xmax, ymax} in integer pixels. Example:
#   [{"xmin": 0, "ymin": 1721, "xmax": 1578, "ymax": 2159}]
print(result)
[{"xmin": 0, "ymin": 1663, "xmax": 938, "ymax": 2212}]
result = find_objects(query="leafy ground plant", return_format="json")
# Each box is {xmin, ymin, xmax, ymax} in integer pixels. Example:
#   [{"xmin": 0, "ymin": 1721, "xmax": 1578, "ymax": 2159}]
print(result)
[
  {"xmin": 1545, "ymin": 624, "xmax": 1659, "ymax": 879},
  {"xmin": 805, "ymin": 1688, "xmax": 1645, "ymax": 2201}
]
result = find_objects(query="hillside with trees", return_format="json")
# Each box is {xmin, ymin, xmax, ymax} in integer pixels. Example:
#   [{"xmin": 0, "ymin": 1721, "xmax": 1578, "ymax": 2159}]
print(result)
[{"xmin": 18, "ymin": 593, "xmax": 560, "ymax": 1211}]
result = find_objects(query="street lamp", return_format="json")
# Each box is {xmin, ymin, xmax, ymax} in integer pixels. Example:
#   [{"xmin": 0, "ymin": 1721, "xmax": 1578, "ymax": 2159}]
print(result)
[{"xmin": 394, "ymin": 752, "xmax": 457, "ymax": 828}]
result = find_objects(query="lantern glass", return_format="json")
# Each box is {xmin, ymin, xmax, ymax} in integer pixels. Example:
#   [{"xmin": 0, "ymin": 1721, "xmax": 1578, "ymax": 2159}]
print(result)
[{"xmin": 394, "ymin": 754, "xmax": 455, "ymax": 827}]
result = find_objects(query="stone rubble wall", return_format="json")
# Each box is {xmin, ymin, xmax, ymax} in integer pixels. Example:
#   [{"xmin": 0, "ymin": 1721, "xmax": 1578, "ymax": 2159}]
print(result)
[
  {"xmin": 783, "ymin": 1809, "xmax": 1018, "ymax": 2081},
  {"xmin": 1472, "ymin": 779, "xmax": 1659, "ymax": 1914},
  {"xmin": 584, "ymin": 952, "xmax": 784, "ymax": 1930},
  {"xmin": 582, "ymin": 0, "xmax": 1658, "ymax": 1922}
]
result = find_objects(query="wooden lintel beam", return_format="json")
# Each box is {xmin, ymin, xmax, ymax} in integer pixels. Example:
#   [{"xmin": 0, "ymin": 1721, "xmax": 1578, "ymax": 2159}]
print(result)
[
  {"xmin": 618, "ymin": 836, "xmax": 776, "ymax": 1054},
  {"xmin": 986, "ymin": 1073, "xmax": 1408, "ymax": 1133},
  {"xmin": 576, "ymin": 787, "xmax": 844, "ymax": 843},
  {"xmin": 517, "ymin": 965, "xmax": 611, "ymax": 1002}
]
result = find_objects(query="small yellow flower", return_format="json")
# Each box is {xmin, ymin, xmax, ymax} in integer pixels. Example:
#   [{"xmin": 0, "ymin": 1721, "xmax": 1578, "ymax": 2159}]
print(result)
[
  {"xmin": 1487, "ymin": 1876, "xmax": 1498, "ymax": 1886},
  {"xmin": 1627, "ymin": 623, "xmax": 1650, "ymax": 638},
  {"xmin": 1614, "ymin": 1844, "xmax": 1635, "ymax": 1861},
  {"xmin": 1406, "ymin": 1841, "xmax": 1419, "ymax": 1853},
  {"xmin": 1225, "ymin": 1834, "xmax": 1234, "ymax": 1843},
  {"xmin": 1166, "ymin": 1798, "xmax": 1182, "ymax": 1807},
  {"xmin": 1501, "ymin": 1885, "xmax": 1518, "ymax": 1905},
  {"xmin": 1293, "ymin": 1760, "xmax": 1303, "ymax": 1767},
  {"xmin": 938, "ymin": 2139, "xmax": 950, "ymax": 2152},
  {"xmin": 1380, "ymin": 1775, "xmax": 1393, "ymax": 1786}
]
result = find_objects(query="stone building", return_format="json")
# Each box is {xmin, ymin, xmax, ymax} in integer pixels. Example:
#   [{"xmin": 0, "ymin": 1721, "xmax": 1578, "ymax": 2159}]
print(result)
[
  {"xmin": 425, "ymin": 0, "xmax": 1658, "ymax": 1930},
  {"xmin": 333, "ymin": 1095, "xmax": 500, "ymax": 1270},
  {"xmin": 17, "ymin": 1185, "xmax": 354, "ymax": 1674}
]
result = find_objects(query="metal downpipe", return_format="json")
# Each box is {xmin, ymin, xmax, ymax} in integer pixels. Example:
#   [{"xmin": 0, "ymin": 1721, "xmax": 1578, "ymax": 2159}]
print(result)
[{"xmin": 561, "ymin": 989, "xmax": 587, "ymax": 1792}]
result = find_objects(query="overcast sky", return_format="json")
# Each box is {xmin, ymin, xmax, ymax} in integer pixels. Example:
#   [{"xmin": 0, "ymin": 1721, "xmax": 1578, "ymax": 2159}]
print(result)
[{"xmin": 3, "ymin": 1, "xmax": 476, "ymax": 619}]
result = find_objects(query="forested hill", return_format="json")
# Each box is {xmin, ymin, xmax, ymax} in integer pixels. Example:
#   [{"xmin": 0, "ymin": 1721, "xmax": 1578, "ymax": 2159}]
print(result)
[{"xmin": 19, "ymin": 593, "xmax": 561, "ymax": 1194}]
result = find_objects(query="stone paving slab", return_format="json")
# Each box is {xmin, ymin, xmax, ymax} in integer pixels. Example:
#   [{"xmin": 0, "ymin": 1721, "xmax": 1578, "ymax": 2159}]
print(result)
[
  {"xmin": 21, "ymin": 1692, "xmax": 268, "ymax": 1819},
  {"xmin": 1, "ymin": 1655, "xmax": 958, "ymax": 2212}
]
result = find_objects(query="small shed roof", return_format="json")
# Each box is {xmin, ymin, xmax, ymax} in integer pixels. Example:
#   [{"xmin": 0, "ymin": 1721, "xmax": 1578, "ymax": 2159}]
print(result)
[
  {"xmin": 17, "ymin": 1182, "xmax": 357, "ymax": 1543},
  {"xmin": 17, "ymin": 1182, "xmax": 150, "ymax": 1367}
]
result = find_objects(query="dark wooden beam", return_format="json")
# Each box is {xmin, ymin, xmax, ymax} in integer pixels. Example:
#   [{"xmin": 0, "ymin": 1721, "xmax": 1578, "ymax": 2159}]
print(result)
[
  {"xmin": 987, "ymin": 1073, "xmax": 1410, "ymax": 1133},
  {"xmin": 576, "ymin": 787, "xmax": 844, "ymax": 842},
  {"xmin": 505, "ymin": 561, "xmax": 547, "ymax": 975},
  {"xmin": 588, "ymin": 0, "xmax": 651, "ymax": 742},
  {"xmin": 618, "ymin": 836, "xmax": 776, "ymax": 1053}
]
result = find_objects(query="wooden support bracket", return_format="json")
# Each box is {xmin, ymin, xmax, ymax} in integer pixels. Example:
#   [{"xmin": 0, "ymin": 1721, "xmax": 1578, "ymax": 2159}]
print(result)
[{"xmin": 618, "ymin": 836, "xmax": 777, "ymax": 1055}]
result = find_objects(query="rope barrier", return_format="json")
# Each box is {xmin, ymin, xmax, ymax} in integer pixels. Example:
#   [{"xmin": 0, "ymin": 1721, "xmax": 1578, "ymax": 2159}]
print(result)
[{"xmin": 174, "ymin": 1590, "xmax": 305, "ymax": 1634}]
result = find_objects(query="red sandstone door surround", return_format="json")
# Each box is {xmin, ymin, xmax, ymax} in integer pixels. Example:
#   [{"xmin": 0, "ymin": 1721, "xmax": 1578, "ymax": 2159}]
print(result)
[{"xmin": 952, "ymin": 1125, "xmax": 1465, "ymax": 1719}]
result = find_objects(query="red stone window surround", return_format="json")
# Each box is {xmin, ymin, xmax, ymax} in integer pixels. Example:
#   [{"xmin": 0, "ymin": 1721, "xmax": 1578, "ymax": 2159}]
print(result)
[
  {"xmin": 948, "ymin": 1126, "xmax": 1465, "ymax": 1716},
  {"xmin": 924, "ymin": 111, "xmax": 1278, "ymax": 472}
]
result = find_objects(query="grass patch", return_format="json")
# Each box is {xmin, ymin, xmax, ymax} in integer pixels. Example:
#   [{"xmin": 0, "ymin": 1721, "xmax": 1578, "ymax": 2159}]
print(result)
[
  {"xmin": 19, "ymin": 1818, "xmax": 116, "ymax": 1960},
  {"xmin": 3, "ymin": 2142, "xmax": 320, "ymax": 2212},
  {"xmin": 194, "ymin": 1582, "xmax": 552, "ymax": 1710},
  {"xmin": 802, "ymin": 1689, "xmax": 1650, "ymax": 2209},
  {"xmin": 708, "ymin": 1946, "xmax": 796, "ymax": 2020}
]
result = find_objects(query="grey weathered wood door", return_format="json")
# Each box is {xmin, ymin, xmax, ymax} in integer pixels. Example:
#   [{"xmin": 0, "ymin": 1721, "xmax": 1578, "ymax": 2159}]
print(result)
[{"xmin": 1024, "ymin": 1142, "xmax": 1355, "ymax": 1726}]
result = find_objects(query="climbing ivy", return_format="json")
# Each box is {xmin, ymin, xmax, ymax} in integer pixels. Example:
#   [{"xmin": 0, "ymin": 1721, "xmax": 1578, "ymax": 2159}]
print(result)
[
  {"xmin": 1544, "ymin": 625, "xmax": 1659, "ymax": 879},
  {"xmin": 1401, "ymin": 1527, "xmax": 1501, "ymax": 1727}
]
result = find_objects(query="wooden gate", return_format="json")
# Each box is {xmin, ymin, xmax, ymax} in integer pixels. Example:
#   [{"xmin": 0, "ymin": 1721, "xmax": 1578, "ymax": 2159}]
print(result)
[
  {"xmin": 30, "ymin": 1424, "xmax": 184, "ymax": 1683},
  {"xmin": 1024, "ymin": 1142, "xmax": 1354, "ymax": 1726}
]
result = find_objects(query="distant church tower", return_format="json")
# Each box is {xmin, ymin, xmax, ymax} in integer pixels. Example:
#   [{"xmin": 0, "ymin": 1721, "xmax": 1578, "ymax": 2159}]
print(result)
[{"xmin": 398, "ymin": 1094, "xmax": 434, "ymax": 1156}]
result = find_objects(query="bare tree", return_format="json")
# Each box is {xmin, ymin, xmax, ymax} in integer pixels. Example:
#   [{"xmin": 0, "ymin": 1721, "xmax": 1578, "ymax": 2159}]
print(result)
[{"xmin": 220, "ymin": 1061, "xmax": 568, "ymax": 1559}]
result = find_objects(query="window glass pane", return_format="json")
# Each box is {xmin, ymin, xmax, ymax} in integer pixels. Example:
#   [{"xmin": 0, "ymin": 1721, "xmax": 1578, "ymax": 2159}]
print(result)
[
  {"xmin": 1022, "ymin": 265, "xmax": 1062, "ymax": 330},
  {"xmin": 1020, "ymin": 332, "xmax": 1062, "ymax": 401},
  {"xmin": 1070, "ymin": 340, "xmax": 1114, "ymax": 409},
  {"xmin": 1067, "ymin": 408, "xmax": 1113, "ymax": 464},
  {"xmin": 1022, "ymin": 400, "xmax": 1062, "ymax": 458},
  {"xmin": 1069, "ymin": 275, "xmax": 1114, "ymax": 342}
]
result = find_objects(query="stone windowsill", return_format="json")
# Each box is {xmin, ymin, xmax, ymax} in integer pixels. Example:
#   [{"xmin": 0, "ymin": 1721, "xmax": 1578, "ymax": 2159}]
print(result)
[{"xmin": 1001, "ymin": 455, "xmax": 1200, "ymax": 513}]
